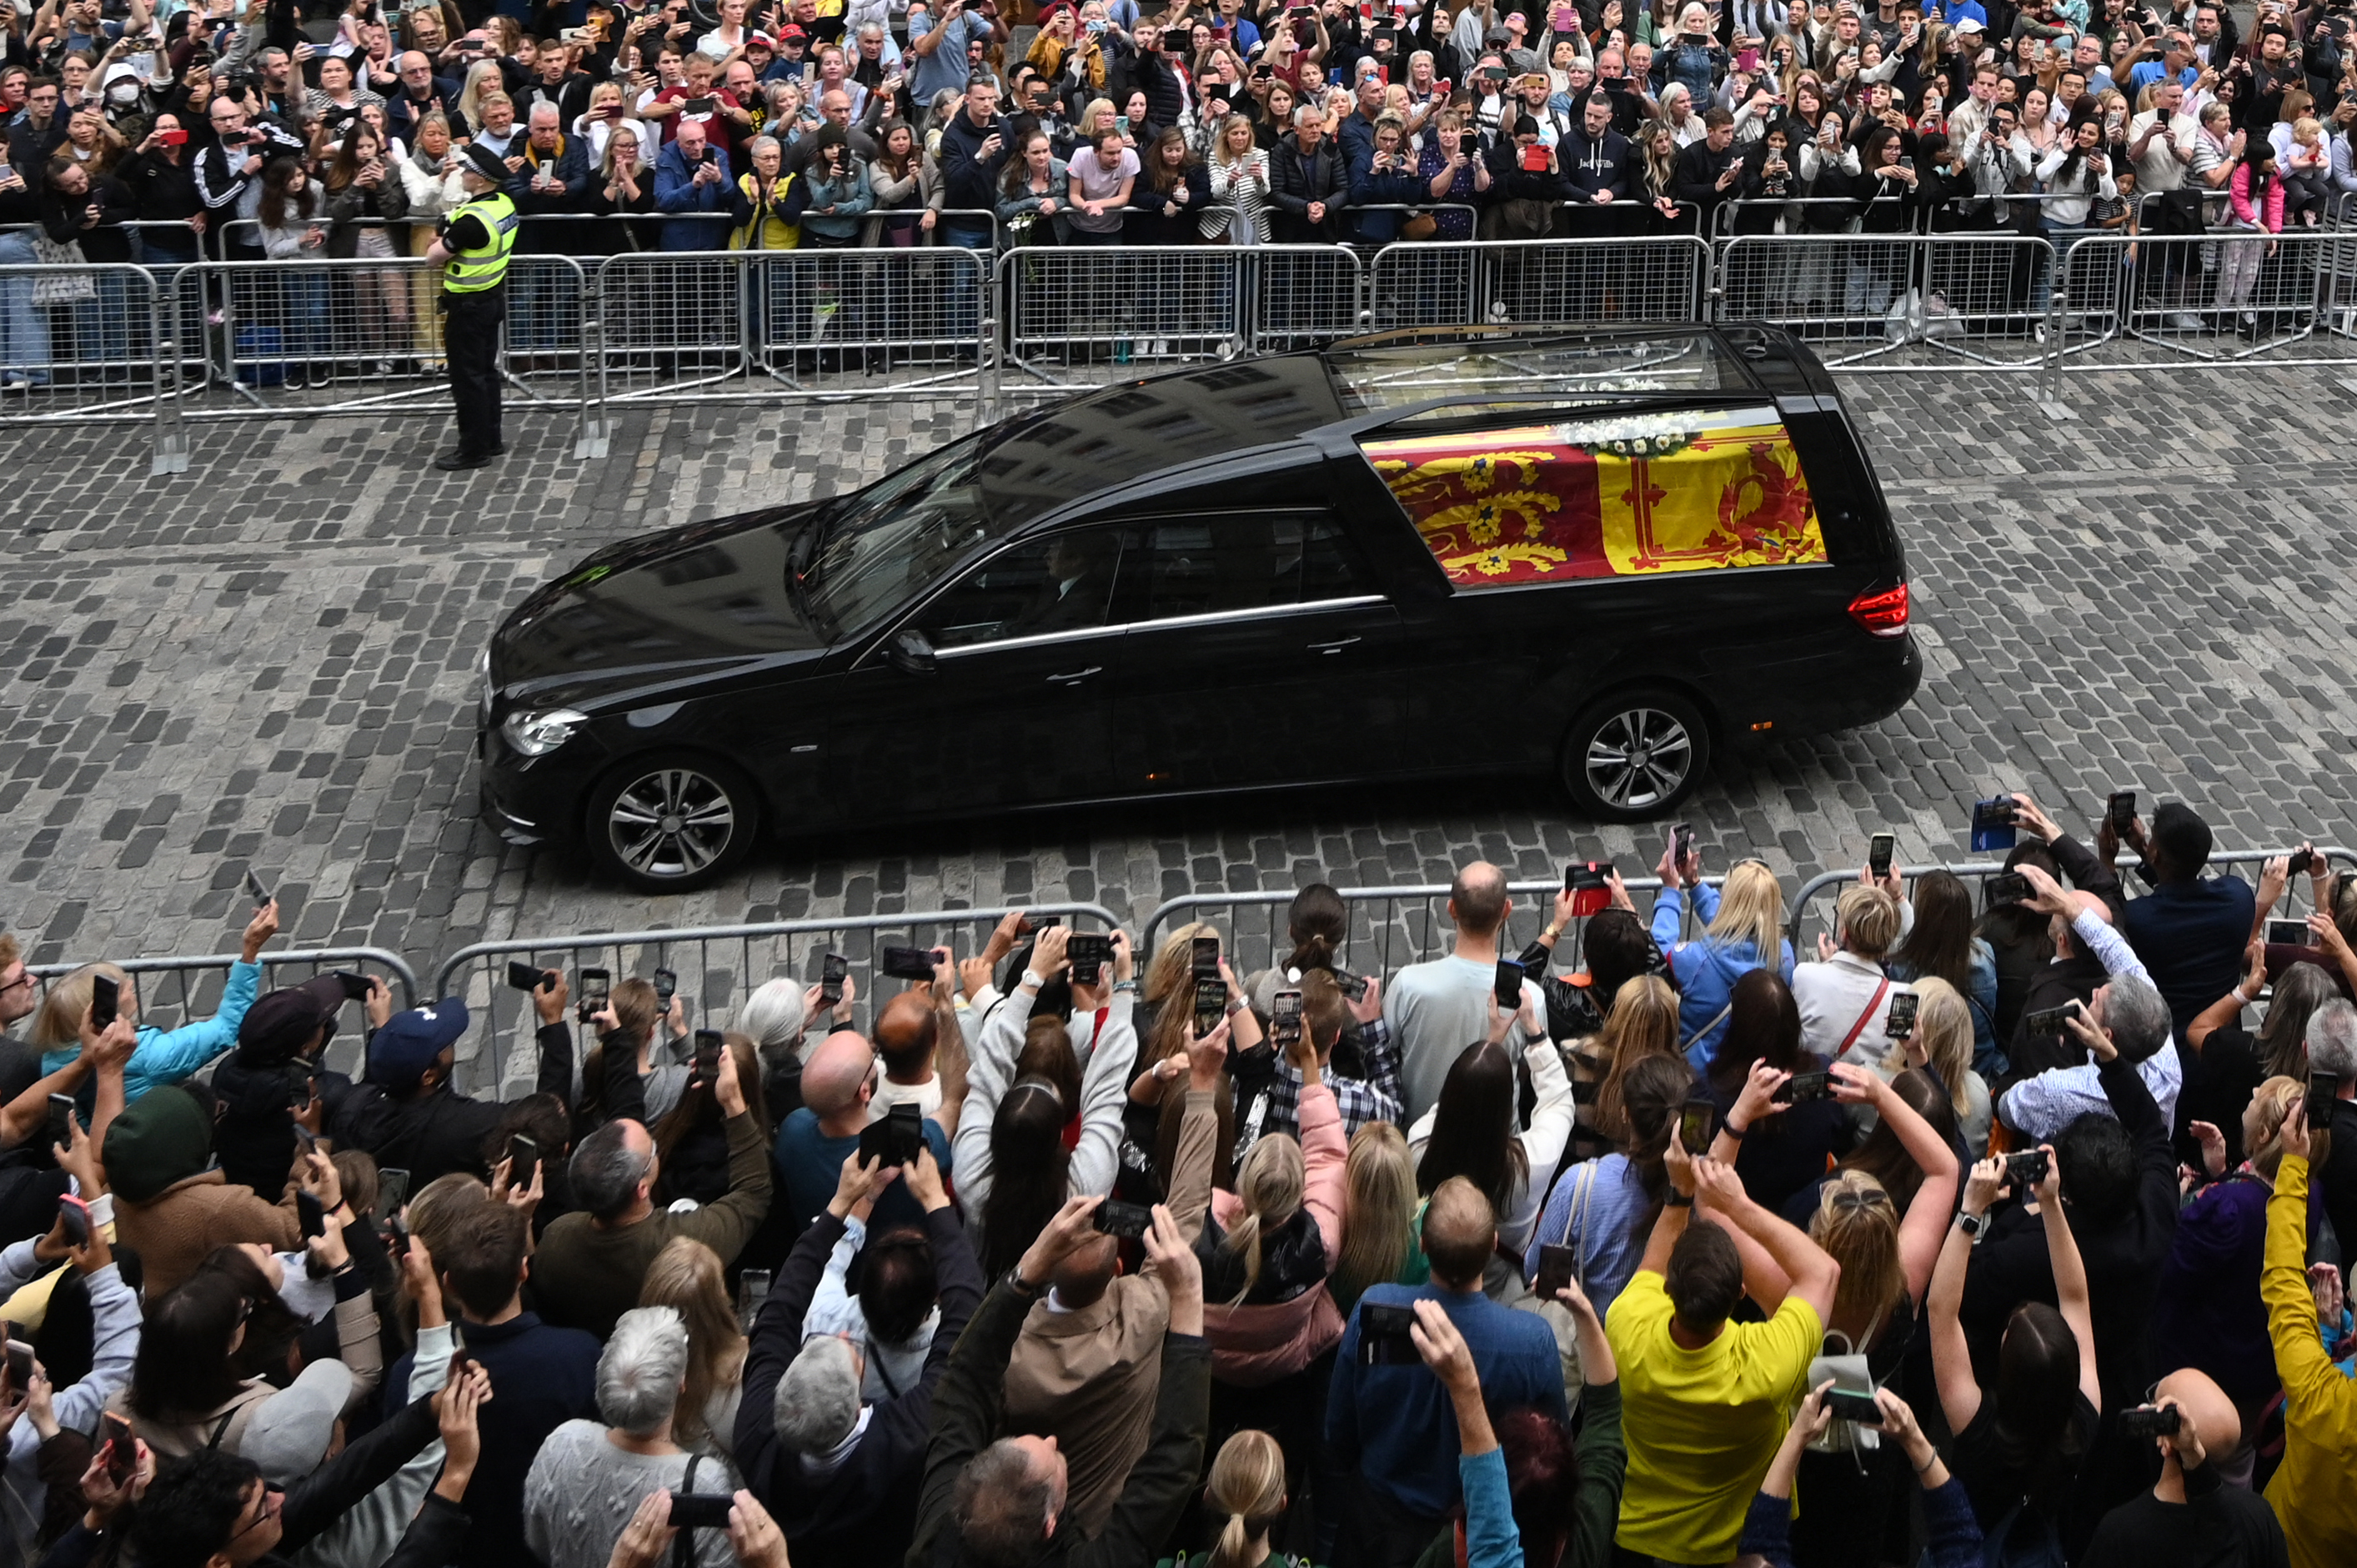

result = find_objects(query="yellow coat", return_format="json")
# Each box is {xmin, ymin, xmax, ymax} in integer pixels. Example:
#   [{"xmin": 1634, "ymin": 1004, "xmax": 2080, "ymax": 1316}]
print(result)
[
  {"xmin": 728, "ymin": 171, "xmax": 800, "ymax": 250},
  {"xmin": 2264, "ymin": 1155, "xmax": 2357, "ymax": 1568}
]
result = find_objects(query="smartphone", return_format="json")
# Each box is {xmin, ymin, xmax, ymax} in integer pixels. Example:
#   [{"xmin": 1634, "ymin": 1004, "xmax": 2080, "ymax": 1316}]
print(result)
[
  {"xmin": 1970, "ymin": 796, "xmax": 2018, "ymax": 853},
  {"xmin": 1868, "ymin": 833, "xmax": 1894, "ymax": 878},
  {"xmin": 1883, "ymin": 990, "xmax": 1919, "ymax": 1040},
  {"xmin": 576, "ymin": 966, "xmax": 610, "ymax": 1024},
  {"xmin": 1482, "ymin": 63, "xmax": 1509, "ymax": 82},
  {"xmin": 1330, "ymin": 965, "xmax": 1369, "ymax": 1003},
  {"xmin": 1985, "ymin": 871, "xmax": 2031, "ymax": 906},
  {"xmin": 1778, "ymin": 1070, "xmax": 1833, "ymax": 1104},
  {"xmin": 819, "ymin": 953, "xmax": 848, "ymax": 1008},
  {"xmin": 1068, "ymin": 932, "xmax": 1112, "ymax": 986},
  {"xmin": 1191, "ymin": 934, "xmax": 1221, "ymax": 977},
  {"xmin": 2289, "ymin": 846, "xmax": 2319, "ymax": 878},
  {"xmin": 158, "ymin": 126, "xmax": 190, "ymax": 145},
  {"xmin": 1271, "ymin": 989, "xmax": 1303, "ymax": 1048},
  {"xmin": 653, "ymin": 968, "xmax": 678, "ymax": 1012},
  {"xmin": 880, "ymin": 944, "xmax": 935, "ymax": 981},
  {"xmin": 285, "ymin": 1065, "xmax": 312, "ymax": 1111},
  {"xmin": 1567, "ymin": 860, "xmax": 1610, "ymax": 918},
  {"xmin": 44, "ymin": 1095, "xmax": 74, "ymax": 1155},
  {"xmin": 100, "ymin": 1412, "xmax": 134, "ymax": 1485},
  {"xmin": 2108, "ymin": 791, "xmax": 2135, "ymax": 831},
  {"xmin": 1532, "ymin": 1242, "xmax": 1576, "ymax": 1300},
  {"xmin": 3, "ymin": 1341, "xmax": 31, "ymax": 1392},
  {"xmin": 507, "ymin": 960, "xmax": 549, "ymax": 992},
  {"xmin": 379, "ymin": 1167, "xmax": 411, "ymax": 1213},
  {"xmin": 2003, "ymin": 1148, "xmax": 2050, "ymax": 1187},
  {"xmin": 691, "ymin": 1029, "xmax": 724, "ymax": 1085},
  {"xmin": 1824, "ymin": 1390, "xmax": 1883, "ymax": 1423},
  {"xmin": 1092, "ymin": 1198, "xmax": 1154, "ymax": 1237},
  {"xmin": 1359, "ymin": 1301, "xmax": 1421, "ymax": 1365},
  {"xmin": 88, "ymin": 974, "xmax": 118, "ymax": 1032},
  {"xmin": 2311, "ymin": 1072, "xmax": 2339, "ymax": 1130},
  {"xmin": 2271, "ymin": 918, "xmax": 2315, "ymax": 946},
  {"xmin": 387, "ymin": 1215, "xmax": 411, "ymax": 1255},
  {"xmin": 1678, "ymin": 1101, "xmax": 1714, "ymax": 1155},
  {"xmin": 1493, "ymin": 959, "xmax": 1525, "ymax": 1010},
  {"xmin": 504, "ymin": 1133, "xmax": 539, "ymax": 1191},
  {"xmin": 296, "ymin": 1189, "xmax": 326, "ymax": 1241},
  {"xmin": 669, "ymin": 1494, "xmax": 737, "ymax": 1530},
  {"xmin": 1521, "ymin": 142, "xmax": 1548, "ymax": 170},
  {"xmin": 2119, "ymin": 1405, "xmax": 2182, "ymax": 1440},
  {"xmin": 2023, "ymin": 1001, "xmax": 2079, "ymax": 1037},
  {"xmin": 858, "ymin": 1101, "xmax": 925, "ymax": 1167},
  {"xmin": 332, "ymin": 970, "xmax": 373, "ymax": 1002},
  {"xmin": 737, "ymin": 1267, "xmax": 772, "ymax": 1331},
  {"xmin": 244, "ymin": 868, "xmax": 272, "ymax": 906},
  {"xmin": 1193, "ymin": 975, "xmax": 1226, "ymax": 1039},
  {"xmin": 57, "ymin": 1194, "xmax": 90, "ymax": 1247}
]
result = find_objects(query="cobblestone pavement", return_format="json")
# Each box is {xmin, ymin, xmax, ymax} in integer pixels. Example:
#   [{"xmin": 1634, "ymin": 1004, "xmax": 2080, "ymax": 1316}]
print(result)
[{"xmin": 8, "ymin": 366, "xmax": 2357, "ymax": 999}]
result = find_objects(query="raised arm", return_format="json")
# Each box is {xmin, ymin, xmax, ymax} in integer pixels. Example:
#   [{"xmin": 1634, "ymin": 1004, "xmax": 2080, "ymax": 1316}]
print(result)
[
  {"xmin": 1067, "ymin": 980, "xmax": 1141, "ymax": 1198},
  {"xmin": 1412, "ymin": 1298, "xmax": 1520, "ymax": 1568},
  {"xmin": 1832, "ymin": 1061, "xmax": 1958, "ymax": 1303},
  {"xmin": 1929, "ymin": 1157, "xmax": 1998, "ymax": 1435},
  {"xmin": 1690, "ymin": 1151, "xmax": 1838, "ymax": 1324},
  {"xmin": 2028, "ymin": 1142, "xmax": 2101, "ymax": 1412},
  {"xmin": 2266, "ymin": 1110, "xmax": 2356, "ymax": 1423}
]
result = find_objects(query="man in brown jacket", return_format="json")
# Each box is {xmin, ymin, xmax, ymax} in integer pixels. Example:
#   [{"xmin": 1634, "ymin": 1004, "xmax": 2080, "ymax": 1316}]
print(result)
[
  {"xmin": 998, "ymin": 1023, "xmax": 1222, "ymax": 1535},
  {"xmin": 106, "ymin": 1083, "xmax": 303, "ymax": 1296}
]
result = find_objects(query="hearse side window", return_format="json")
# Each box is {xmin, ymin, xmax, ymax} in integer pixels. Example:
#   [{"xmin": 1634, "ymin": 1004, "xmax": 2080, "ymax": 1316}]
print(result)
[
  {"xmin": 1141, "ymin": 513, "xmax": 1365, "ymax": 623},
  {"xmin": 1360, "ymin": 407, "xmax": 1829, "ymax": 591},
  {"xmin": 916, "ymin": 529, "xmax": 1126, "ymax": 650}
]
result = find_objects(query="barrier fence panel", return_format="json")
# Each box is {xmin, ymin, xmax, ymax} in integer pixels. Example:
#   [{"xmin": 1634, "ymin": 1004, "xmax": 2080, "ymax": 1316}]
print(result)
[
  {"xmin": 0, "ymin": 263, "xmax": 165, "ymax": 425},
  {"xmin": 433, "ymin": 904, "xmax": 1121, "ymax": 1094},
  {"xmin": 595, "ymin": 249, "xmax": 753, "ymax": 402},
  {"xmin": 2046, "ymin": 228, "xmax": 2357, "ymax": 378},
  {"xmin": 1000, "ymin": 244, "xmax": 1256, "ymax": 385},
  {"xmin": 1469, "ymin": 235, "xmax": 1713, "ymax": 328},
  {"xmin": 1138, "ymin": 877, "xmax": 1722, "ymax": 985},
  {"xmin": 1246, "ymin": 244, "xmax": 1367, "ymax": 353},
  {"xmin": 1367, "ymin": 240, "xmax": 1479, "ymax": 331},
  {"xmin": 25, "ymin": 949, "xmax": 419, "ymax": 1082},
  {"xmin": 1783, "ymin": 848, "xmax": 2357, "ymax": 949},
  {"xmin": 1714, "ymin": 231, "xmax": 2054, "ymax": 369},
  {"xmin": 743, "ymin": 245, "xmax": 996, "ymax": 402}
]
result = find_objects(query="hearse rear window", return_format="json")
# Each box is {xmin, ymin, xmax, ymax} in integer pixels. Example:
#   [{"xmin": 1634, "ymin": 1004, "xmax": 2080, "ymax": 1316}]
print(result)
[{"xmin": 1360, "ymin": 407, "xmax": 1829, "ymax": 591}]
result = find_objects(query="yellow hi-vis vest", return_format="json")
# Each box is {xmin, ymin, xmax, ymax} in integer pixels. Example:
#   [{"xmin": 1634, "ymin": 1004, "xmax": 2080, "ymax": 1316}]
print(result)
[{"xmin": 442, "ymin": 191, "xmax": 519, "ymax": 293}]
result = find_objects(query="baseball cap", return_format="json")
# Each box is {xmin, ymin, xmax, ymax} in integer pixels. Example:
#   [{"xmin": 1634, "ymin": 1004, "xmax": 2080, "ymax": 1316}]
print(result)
[
  {"xmin": 243, "ymin": 1360, "xmax": 355, "ymax": 1487},
  {"xmin": 748, "ymin": 29, "xmax": 775, "ymax": 47},
  {"xmin": 365, "ymin": 998, "xmax": 469, "ymax": 1090},
  {"xmin": 779, "ymin": 22, "xmax": 807, "ymax": 40},
  {"xmin": 236, "ymin": 974, "xmax": 348, "ymax": 1070},
  {"xmin": 1953, "ymin": 16, "xmax": 1983, "ymax": 30}
]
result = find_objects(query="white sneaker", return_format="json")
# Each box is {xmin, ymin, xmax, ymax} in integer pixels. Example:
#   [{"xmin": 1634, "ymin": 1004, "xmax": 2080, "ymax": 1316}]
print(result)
[
  {"xmin": 1487, "ymin": 300, "xmax": 1511, "ymax": 323},
  {"xmin": 2167, "ymin": 311, "xmax": 2205, "ymax": 333},
  {"xmin": 1149, "ymin": 338, "xmax": 1168, "ymax": 356}
]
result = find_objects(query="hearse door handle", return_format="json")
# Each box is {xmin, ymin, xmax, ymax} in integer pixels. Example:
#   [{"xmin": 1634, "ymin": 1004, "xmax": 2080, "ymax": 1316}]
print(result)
[
  {"xmin": 1048, "ymin": 665, "xmax": 1103, "ymax": 685},
  {"xmin": 1307, "ymin": 636, "xmax": 1362, "ymax": 655}
]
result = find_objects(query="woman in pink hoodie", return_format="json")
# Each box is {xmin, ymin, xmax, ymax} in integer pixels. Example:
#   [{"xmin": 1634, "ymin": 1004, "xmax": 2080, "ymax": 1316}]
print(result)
[{"xmin": 2215, "ymin": 143, "xmax": 2285, "ymax": 325}]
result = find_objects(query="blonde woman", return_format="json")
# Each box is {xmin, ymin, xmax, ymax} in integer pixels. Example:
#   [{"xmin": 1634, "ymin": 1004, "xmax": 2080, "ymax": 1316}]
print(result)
[
  {"xmin": 1204, "ymin": 112, "xmax": 1270, "ymax": 242},
  {"xmin": 1584, "ymin": 974, "xmax": 1683, "ymax": 1155},
  {"xmin": 1073, "ymin": 95, "xmax": 1121, "ymax": 148},
  {"xmin": 1902, "ymin": 976, "xmax": 1992, "ymax": 1155},
  {"xmin": 638, "ymin": 1238, "xmax": 748, "ymax": 1455},
  {"xmin": 30, "ymin": 896, "xmax": 276, "ymax": 1096},
  {"xmin": 455, "ymin": 58, "xmax": 506, "ymax": 131},
  {"xmin": 1188, "ymin": 1430, "xmax": 1288, "ymax": 1568},
  {"xmin": 1651, "ymin": 849, "xmax": 1795, "ymax": 1070},
  {"xmin": 1329, "ymin": 1122, "xmax": 1426, "ymax": 1320},
  {"xmin": 574, "ymin": 81, "xmax": 653, "ymax": 174}
]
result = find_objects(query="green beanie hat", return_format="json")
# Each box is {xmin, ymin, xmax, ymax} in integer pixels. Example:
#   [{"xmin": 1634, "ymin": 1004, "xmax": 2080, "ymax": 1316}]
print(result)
[{"xmin": 101, "ymin": 1086, "xmax": 213, "ymax": 1205}]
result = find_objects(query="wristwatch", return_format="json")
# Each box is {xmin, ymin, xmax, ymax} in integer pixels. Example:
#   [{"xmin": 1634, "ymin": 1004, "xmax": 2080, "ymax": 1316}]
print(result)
[
  {"xmin": 1665, "ymin": 1191, "xmax": 1694, "ymax": 1208},
  {"xmin": 1956, "ymin": 1210, "xmax": 1986, "ymax": 1243}
]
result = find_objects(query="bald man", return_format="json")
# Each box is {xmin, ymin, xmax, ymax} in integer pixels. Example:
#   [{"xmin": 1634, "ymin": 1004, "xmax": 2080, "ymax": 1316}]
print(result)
[
  {"xmin": 772, "ymin": 994, "xmax": 955, "ymax": 1246},
  {"xmin": 2082, "ymin": 1367, "xmax": 2288, "ymax": 1567},
  {"xmin": 870, "ymin": 984, "xmax": 949, "ymax": 1122},
  {"xmin": 1382, "ymin": 859, "xmax": 1548, "ymax": 1121}
]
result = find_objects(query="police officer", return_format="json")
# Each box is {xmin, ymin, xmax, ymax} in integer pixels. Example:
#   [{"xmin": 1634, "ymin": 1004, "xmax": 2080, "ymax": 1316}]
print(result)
[{"xmin": 424, "ymin": 142, "xmax": 519, "ymax": 471}]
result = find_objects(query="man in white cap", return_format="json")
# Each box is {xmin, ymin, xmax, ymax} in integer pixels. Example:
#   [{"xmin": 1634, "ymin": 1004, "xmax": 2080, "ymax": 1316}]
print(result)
[{"xmin": 422, "ymin": 143, "xmax": 521, "ymax": 472}]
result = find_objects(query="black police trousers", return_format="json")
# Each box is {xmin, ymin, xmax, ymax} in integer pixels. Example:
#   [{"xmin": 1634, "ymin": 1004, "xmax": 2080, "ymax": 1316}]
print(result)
[{"xmin": 443, "ymin": 286, "xmax": 504, "ymax": 458}]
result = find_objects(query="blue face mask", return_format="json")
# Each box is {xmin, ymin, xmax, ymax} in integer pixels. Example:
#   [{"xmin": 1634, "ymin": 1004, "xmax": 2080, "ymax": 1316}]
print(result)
[{"xmin": 1086, "ymin": 18, "xmax": 1106, "ymax": 32}]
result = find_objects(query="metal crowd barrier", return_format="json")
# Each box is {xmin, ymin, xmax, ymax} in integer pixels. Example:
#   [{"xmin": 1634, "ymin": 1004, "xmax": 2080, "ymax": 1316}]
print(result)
[
  {"xmin": 432, "ymin": 903, "xmax": 1122, "ymax": 1092},
  {"xmin": 24, "ymin": 948, "xmax": 419, "ymax": 1080},
  {"xmin": 1136, "ymin": 875, "xmax": 1724, "ymax": 984},
  {"xmin": 1783, "ymin": 846, "xmax": 2357, "ymax": 947},
  {"xmin": 21, "ymin": 223, "xmax": 2357, "ymax": 466}
]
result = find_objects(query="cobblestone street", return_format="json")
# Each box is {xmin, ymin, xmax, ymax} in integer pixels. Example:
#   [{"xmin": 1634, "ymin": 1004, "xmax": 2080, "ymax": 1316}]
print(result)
[{"xmin": 8, "ymin": 367, "xmax": 2357, "ymax": 987}]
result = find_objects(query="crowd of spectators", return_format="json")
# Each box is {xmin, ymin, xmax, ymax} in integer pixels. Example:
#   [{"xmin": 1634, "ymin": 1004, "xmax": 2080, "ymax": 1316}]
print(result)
[
  {"xmin": 0, "ymin": 787, "xmax": 2354, "ymax": 1567},
  {"xmin": 6, "ymin": 0, "xmax": 2357, "ymax": 379}
]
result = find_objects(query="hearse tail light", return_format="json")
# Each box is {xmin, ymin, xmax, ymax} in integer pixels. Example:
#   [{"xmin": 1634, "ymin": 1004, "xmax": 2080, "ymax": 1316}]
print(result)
[{"xmin": 1848, "ymin": 583, "xmax": 1910, "ymax": 639}]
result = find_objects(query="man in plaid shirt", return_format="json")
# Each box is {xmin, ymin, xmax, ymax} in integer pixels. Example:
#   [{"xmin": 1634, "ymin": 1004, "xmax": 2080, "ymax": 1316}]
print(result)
[{"xmin": 1236, "ymin": 970, "xmax": 1403, "ymax": 1156}]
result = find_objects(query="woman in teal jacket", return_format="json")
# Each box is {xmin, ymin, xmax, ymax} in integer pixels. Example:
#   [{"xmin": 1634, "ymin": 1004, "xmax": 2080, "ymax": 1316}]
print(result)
[
  {"xmin": 1649, "ymin": 854, "xmax": 1796, "ymax": 1073},
  {"xmin": 33, "ymin": 900, "xmax": 278, "ymax": 1102}
]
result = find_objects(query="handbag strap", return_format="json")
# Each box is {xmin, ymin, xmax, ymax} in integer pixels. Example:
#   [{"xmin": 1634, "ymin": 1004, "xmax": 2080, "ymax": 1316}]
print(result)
[
  {"xmin": 671, "ymin": 1455, "xmax": 702, "ymax": 1568},
  {"xmin": 1567, "ymin": 1159, "xmax": 1600, "ymax": 1292},
  {"xmin": 1836, "ymin": 979, "xmax": 1892, "ymax": 1059}
]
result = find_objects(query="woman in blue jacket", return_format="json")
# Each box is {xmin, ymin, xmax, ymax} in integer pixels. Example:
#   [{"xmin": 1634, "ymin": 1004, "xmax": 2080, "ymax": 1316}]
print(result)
[
  {"xmin": 33, "ymin": 899, "xmax": 279, "ymax": 1103},
  {"xmin": 1647, "ymin": 3, "xmax": 1727, "ymax": 105},
  {"xmin": 1648, "ymin": 853, "xmax": 1795, "ymax": 1072},
  {"xmin": 1346, "ymin": 113, "xmax": 1427, "ymax": 244}
]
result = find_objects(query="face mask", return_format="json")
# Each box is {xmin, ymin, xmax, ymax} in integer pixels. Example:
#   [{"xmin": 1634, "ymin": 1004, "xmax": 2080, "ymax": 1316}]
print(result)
[{"xmin": 109, "ymin": 83, "xmax": 139, "ymax": 103}]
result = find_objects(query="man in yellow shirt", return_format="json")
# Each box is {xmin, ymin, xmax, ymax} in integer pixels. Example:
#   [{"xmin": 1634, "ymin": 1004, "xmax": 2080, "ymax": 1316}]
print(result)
[
  {"xmin": 1605, "ymin": 1129, "xmax": 1840, "ymax": 1565},
  {"xmin": 2261, "ymin": 1096, "xmax": 2357, "ymax": 1568}
]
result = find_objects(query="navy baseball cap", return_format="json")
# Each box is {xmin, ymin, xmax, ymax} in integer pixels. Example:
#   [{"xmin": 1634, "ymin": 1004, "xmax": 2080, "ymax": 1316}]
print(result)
[{"xmin": 366, "ymin": 999, "xmax": 470, "ymax": 1090}]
